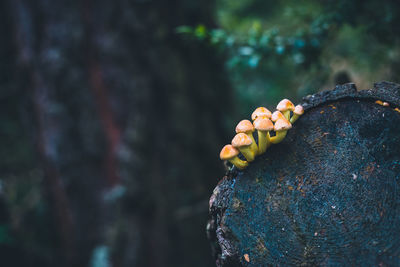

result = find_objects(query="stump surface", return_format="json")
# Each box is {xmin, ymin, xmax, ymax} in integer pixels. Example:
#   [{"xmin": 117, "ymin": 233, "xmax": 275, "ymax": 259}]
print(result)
[{"xmin": 208, "ymin": 82, "xmax": 400, "ymax": 266}]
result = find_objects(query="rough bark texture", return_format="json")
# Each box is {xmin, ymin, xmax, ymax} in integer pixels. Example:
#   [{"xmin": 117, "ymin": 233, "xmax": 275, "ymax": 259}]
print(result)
[{"xmin": 208, "ymin": 81, "xmax": 400, "ymax": 266}]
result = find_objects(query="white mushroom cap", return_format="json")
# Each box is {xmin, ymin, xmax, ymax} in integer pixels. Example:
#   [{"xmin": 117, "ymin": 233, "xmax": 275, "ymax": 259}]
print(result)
[
  {"xmin": 271, "ymin": 111, "xmax": 287, "ymax": 122},
  {"xmin": 220, "ymin": 145, "xmax": 240, "ymax": 160},
  {"xmin": 232, "ymin": 133, "xmax": 252, "ymax": 147},
  {"xmin": 253, "ymin": 117, "xmax": 274, "ymax": 131},
  {"xmin": 235, "ymin": 120, "xmax": 255, "ymax": 133},
  {"xmin": 276, "ymin": 99, "xmax": 295, "ymax": 112},
  {"xmin": 251, "ymin": 107, "xmax": 272, "ymax": 121},
  {"xmin": 274, "ymin": 119, "xmax": 292, "ymax": 131},
  {"xmin": 293, "ymin": 105, "xmax": 304, "ymax": 115}
]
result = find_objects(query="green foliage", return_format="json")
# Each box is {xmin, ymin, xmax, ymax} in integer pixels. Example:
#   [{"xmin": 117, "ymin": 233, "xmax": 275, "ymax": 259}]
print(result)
[{"xmin": 177, "ymin": 0, "xmax": 400, "ymax": 117}]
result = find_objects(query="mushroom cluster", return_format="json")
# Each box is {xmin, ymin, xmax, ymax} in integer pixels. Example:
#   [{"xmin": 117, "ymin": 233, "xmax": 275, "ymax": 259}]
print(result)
[
  {"xmin": 375, "ymin": 100, "xmax": 400, "ymax": 113},
  {"xmin": 220, "ymin": 99, "xmax": 304, "ymax": 170}
]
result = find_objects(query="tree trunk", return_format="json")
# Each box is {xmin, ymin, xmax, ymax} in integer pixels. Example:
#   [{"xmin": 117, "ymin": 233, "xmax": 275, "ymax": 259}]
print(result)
[{"xmin": 208, "ymin": 82, "xmax": 400, "ymax": 266}]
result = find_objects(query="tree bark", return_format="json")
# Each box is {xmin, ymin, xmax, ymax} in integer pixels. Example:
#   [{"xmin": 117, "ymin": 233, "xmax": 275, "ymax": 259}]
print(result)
[{"xmin": 208, "ymin": 82, "xmax": 400, "ymax": 266}]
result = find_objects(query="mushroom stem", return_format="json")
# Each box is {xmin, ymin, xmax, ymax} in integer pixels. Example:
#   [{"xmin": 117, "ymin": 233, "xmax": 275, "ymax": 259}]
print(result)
[
  {"xmin": 238, "ymin": 146, "xmax": 255, "ymax": 162},
  {"xmin": 257, "ymin": 130, "xmax": 270, "ymax": 154},
  {"xmin": 270, "ymin": 116, "xmax": 292, "ymax": 144},
  {"xmin": 253, "ymin": 116, "xmax": 274, "ymax": 155},
  {"xmin": 232, "ymin": 133, "xmax": 256, "ymax": 162},
  {"xmin": 290, "ymin": 114, "xmax": 300, "ymax": 124},
  {"xmin": 267, "ymin": 132, "xmax": 273, "ymax": 148},
  {"xmin": 247, "ymin": 134, "xmax": 259, "ymax": 156},
  {"xmin": 235, "ymin": 120, "xmax": 258, "ymax": 156},
  {"xmin": 290, "ymin": 105, "xmax": 304, "ymax": 124},
  {"xmin": 229, "ymin": 157, "xmax": 248, "ymax": 170},
  {"xmin": 277, "ymin": 99, "xmax": 295, "ymax": 120},
  {"xmin": 282, "ymin": 110, "xmax": 291, "ymax": 120},
  {"xmin": 269, "ymin": 130, "xmax": 287, "ymax": 144},
  {"xmin": 220, "ymin": 144, "xmax": 249, "ymax": 170}
]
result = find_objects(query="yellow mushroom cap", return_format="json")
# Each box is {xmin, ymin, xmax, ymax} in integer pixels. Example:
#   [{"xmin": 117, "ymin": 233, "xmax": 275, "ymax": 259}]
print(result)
[
  {"xmin": 253, "ymin": 117, "xmax": 274, "ymax": 131},
  {"xmin": 251, "ymin": 107, "xmax": 272, "ymax": 121},
  {"xmin": 220, "ymin": 145, "xmax": 240, "ymax": 160},
  {"xmin": 232, "ymin": 133, "xmax": 252, "ymax": 147},
  {"xmin": 274, "ymin": 118, "xmax": 292, "ymax": 131},
  {"xmin": 276, "ymin": 99, "xmax": 295, "ymax": 112},
  {"xmin": 235, "ymin": 120, "xmax": 255, "ymax": 133},
  {"xmin": 293, "ymin": 105, "xmax": 304, "ymax": 115},
  {"xmin": 271, "ymin": 111, "xmax": 287, "ymax": 122}
]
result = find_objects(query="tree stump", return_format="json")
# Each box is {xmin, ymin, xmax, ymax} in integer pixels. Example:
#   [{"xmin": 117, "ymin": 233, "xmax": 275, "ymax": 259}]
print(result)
[{"xmin": 207, "ymin": 81, "xmax": 400, "ymax": 266}]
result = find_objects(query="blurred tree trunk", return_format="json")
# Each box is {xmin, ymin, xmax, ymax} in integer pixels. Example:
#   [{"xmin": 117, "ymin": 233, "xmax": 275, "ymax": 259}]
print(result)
[{"xmin": 2, "ymin": 0, "xmax": 232, "ymax": 266}]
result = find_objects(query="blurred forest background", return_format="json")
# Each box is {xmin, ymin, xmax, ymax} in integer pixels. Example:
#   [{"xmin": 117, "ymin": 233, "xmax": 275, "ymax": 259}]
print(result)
[{"xmin": 1, "ymin": 0, "xmax": 400, "ymax": 266}]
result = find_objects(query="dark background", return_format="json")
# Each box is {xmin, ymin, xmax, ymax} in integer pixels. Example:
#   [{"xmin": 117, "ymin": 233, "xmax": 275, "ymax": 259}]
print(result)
[{"xmin": 1, "ymin": 0, "xmax": 400, "ymax": 266}]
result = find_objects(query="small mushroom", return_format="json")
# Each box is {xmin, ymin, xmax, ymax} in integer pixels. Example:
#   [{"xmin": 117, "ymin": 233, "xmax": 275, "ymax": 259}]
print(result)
[
  {"xmin": 271, "ymin": 110, "xmax": 287, "ymax": 122},
  {"xmin": 243, "ymin": 254, "xmax": 250, "ymax": 263},
  {"xmin": 290, "ymin": 105, "xmax": 304, "ymax": 124},
  {"xmin": 270, "ymin": 118, "xmax": 292, "ymax": 144},
  {"xmin": 277, "ymin": 99, "xmax": 295, "ymax": 120},
  {"xmin": 235, "ymin": 120, "xmax": 259, "ymax": 155},
  {"xmin": 253, "ymin": 117, "xmax": 274, "ymax": 155},
  {"xmin": 251, "ymin": 107, "xmax": 272, "ymax": 121},
  {"xmin": 232, "ymin": 133, "xmax": 255, "ymax": 162},
  {"xmin": 220, "ymin": 145, "xmax": 248, "ymax": 170},
  {"xmin": 375, "ymin": 100, "xmax": 389, "ymax": 107}
]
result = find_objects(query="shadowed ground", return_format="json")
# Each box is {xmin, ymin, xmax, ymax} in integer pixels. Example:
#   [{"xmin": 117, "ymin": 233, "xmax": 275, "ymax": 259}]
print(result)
[{"xmin": 208, "ymin": 82, "xmax": 400, "ymax": 266}]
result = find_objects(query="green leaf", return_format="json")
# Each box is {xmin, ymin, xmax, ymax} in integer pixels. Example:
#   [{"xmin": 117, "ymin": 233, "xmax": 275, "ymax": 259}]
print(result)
[{"xmin": 194, "ymin": 24, "xmax": 207, "ymax": 39}]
